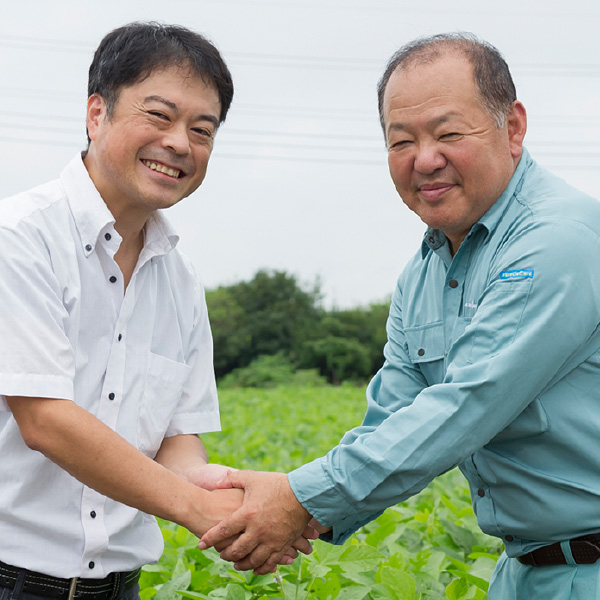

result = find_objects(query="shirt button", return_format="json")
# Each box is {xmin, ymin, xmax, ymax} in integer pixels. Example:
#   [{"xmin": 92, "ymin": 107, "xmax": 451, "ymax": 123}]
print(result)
[
  {"xmin": 417, "ymin": 348, "xmax": 425, "ymax": 357},
  {"xmin": 449, "ymin": 279, "xmax": 459, "ymax": 288},
  {"xmin": 477, "ymin": 488, "xmax": 485, "ymax": 497},
  {"xmin": 109, "ymin": 276, "xmax": 117, "ymax": 283},
  {"xmin": 105, "ymin": 233, "xmax": 112, "ymax": 241},
  {"xmin": 505, "ymin": 535, "xmax": 514, "ymax": 542},
  {"xmin": 89, "ymin": 562, "xmax": 95, "ymax": 569},
  {"xmin": 118, "ymin": 334, "xmax": 123, "ymax": 342},
  {"xmin": 108, "ymin": 392, "xmax": 115, "ymax": 401},
  {"xmin": 90, "ymin": 510, "xmax": 97, "ymax": 518},
  {"xmin": 85, "ymin": 244, "xmax": 92, "ymax": 252}
]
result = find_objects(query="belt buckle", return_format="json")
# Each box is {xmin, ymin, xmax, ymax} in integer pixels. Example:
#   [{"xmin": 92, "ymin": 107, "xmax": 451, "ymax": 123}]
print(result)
[
  {"xmin": 68, "ymin": 578, "xmax": 78, "ymax": 600},
  {"xmin": 570, "ymin": 540, "xmax": 600, "ymax": 564}
]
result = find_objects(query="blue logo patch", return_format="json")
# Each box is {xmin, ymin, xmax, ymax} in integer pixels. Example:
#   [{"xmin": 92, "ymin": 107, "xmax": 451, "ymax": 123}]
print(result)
[{"xmin": 499, "ymin": 269, "xmax": 534, "ymax": 280}]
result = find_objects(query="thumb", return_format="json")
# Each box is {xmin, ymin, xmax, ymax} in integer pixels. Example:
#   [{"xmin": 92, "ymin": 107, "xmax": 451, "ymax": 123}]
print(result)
[
  {"xmin": 211, "ymin": 469, "xmax": 237, "ymax": 490},
  {"xmin": 199, "ymin": 509, "xmax": 247, "ymax": 549}
]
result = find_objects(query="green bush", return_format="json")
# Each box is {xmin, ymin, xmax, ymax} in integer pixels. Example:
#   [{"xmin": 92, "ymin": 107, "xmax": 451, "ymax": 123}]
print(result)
[{"xmin": 219, "ymin": 354, "xmax": 327, "ymax": 389}]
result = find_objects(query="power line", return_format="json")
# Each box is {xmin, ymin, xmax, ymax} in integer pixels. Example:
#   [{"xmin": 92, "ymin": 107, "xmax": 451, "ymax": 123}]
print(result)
[{"xmin": 1, "ymin": 34, "xmax": 600, "ymax": 75}]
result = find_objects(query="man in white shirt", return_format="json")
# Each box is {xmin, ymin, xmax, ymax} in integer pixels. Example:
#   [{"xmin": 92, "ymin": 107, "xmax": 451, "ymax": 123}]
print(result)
[{"xmin": 0, "ymin": 21, "xmax": 311, "ymax": 600}]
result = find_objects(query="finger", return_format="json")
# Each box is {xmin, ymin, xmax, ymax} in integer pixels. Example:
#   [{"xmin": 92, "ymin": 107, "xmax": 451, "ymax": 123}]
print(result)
[
  {"xmin": 282, "ymin": 547, "xmax": 298, "ymax": 560},
  {"xmin": 251, "ymin": 552, "xmax": 284, "ymax": 575},
  {"xmin": 210, "ymin": 469, "xmax": 240, "ymax": 490},
  {"xmin": 199, "ymin": 512, "xmax": 247, "ymax": 549},
  {"xmin": 229, "ymin": 541, "xmax": 284, "ymax": 571},
  {"xmin": 291, "ymin": 535, "xmax": 313, "ymax": 555},
  {"xmin": 213, "ymin": 534, "xmax": 239, "ymax": 552},
  {"xmin": 225, "ymin": 468, "xmax": 255, "ymax": 490},
  {"xmin": 301, "ymin": 525, "xmax": 319, "ymax": 540},
  {"xmin": 217, "ymin": 532, "xmax": 259, "ymax": 563}
]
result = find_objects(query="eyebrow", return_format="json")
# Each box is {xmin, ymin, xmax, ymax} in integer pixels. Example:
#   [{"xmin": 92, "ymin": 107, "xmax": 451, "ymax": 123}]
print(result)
[
  {"xmin": 144, "ymin": 95, "xmax": 220, "ymax": 127},
  {"xmin": 387, "ymin": 112, "xmax": 461, "ymax": 133}
]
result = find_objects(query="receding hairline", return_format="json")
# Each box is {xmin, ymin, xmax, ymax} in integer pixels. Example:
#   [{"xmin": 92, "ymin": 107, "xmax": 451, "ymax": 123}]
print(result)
[{"xmin": 378, "ymin": 34, "xmax": 516, "ymax": 133}]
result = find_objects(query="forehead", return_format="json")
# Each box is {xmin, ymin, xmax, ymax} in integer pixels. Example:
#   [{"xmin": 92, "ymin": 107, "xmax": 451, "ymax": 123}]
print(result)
[
  {"xmin": 383, "ymin": 54, "xmax": 479, "ymax": 121},
  {"xmin": 117, "ymin": 65, "xmax": 220, "ymax": 108}
]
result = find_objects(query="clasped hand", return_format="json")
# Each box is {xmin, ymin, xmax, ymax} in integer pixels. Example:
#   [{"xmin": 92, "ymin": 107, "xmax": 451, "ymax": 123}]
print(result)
[{"xmin": 196, "ymin": 468, "xmax": 322, "ymax": 574}]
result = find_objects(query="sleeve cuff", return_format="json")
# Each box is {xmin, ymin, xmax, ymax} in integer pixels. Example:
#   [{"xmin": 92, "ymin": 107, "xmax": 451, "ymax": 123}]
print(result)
[
  {"xmin": 288, "ymin": 458, "xmax": 383, "ymax": 545},
  {"xmin": 165, "ymin": 409, "xmax": 221, "ymax": 437},
  {"xmin": 0, "ymin": 374, "xmax": 74, "ymax": 409}
]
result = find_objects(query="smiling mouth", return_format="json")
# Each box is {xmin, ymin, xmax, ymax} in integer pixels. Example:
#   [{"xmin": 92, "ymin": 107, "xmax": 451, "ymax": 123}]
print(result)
[
  {"xmin": 141, "ymin": 159, "xmax": 184, "ymax": 179},
  {"xmin": 418, "ymin": 183, "xmax": 454, "ymax": 201}
]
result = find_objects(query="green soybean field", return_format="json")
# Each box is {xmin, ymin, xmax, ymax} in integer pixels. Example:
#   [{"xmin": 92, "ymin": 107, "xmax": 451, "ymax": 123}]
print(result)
[{"xmin": 140, "ymin": 386, "xmax": 503, "ymax": 600}]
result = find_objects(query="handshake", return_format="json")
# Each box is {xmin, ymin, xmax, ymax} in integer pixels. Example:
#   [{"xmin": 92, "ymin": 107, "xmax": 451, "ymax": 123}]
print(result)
[{"xmin": 188, "ymin": 464, "xmax": 331, "ymax": 575}]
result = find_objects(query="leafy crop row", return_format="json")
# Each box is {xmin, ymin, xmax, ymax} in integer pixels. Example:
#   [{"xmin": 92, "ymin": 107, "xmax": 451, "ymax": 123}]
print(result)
[{"xmin": 140, "ymin": 386, "xmax": 503, "ymax": 599}]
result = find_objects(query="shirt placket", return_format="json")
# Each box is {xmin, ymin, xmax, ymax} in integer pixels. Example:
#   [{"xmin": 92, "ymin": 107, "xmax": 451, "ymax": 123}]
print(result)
[{"xmin": 79, "ymin": 231, "xmax": 133, "ymax": 577}]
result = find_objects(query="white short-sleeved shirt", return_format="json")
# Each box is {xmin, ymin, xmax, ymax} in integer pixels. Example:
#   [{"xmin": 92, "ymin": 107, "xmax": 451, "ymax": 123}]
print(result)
[{"xmin": 0, "ymin": 154, "xmax": 220, "ymax": 578}]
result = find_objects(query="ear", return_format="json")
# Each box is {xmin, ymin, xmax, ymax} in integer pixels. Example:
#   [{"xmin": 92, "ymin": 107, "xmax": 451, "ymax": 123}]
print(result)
[
  {"xmin": 506, "ymin": 101, "xmax": 527, "ymax": 159},
  {"xmin": 86, "ymin": 94, "xmax": 107, "ymax": 142}
]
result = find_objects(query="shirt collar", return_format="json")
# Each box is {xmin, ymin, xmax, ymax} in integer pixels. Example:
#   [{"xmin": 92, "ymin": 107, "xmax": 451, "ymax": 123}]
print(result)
[
  {"xmin": 60, "ymin": 153, "xmax": 179, "ymax": 258},
  {"xmin": 421, "ymin": 147, "xmax": 534, "ymax": 258}
]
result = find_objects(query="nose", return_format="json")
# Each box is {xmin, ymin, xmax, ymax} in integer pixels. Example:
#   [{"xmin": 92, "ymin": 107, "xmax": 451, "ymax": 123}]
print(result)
[
  {"xmin": 162, "ymin": 123, "xmax": 191, "ymax": 155},
  {"xmin": 413, "ymin": 142, "xmax": 447, "ymax": 175}
]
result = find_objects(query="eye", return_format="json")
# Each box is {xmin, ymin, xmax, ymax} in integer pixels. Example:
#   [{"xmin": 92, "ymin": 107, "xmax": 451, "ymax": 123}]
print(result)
[
  {"xmin": 149, "ymin": 111, "xmax": 169, "ymax": 120},
  {"xmin": 389, "ymin": 139, "xmax": 412, "ymax": 150},
  {"xmin": 192, "ymin": 127, "xmax": 212, "ymax": 137},
  {"xmin": 191, "ymin": 127, "xmax": 216, "ymax": 142},
  {"xmin": 440, "ymin": 132, "xmax": 462, "ymax": 141}
]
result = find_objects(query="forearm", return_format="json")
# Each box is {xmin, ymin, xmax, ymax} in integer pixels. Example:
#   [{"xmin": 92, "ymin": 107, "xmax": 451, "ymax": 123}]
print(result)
[
  {"xmin": 154, "ymin": 433, "xmax": 208, "ymax": 477},
  {"xmin": 7, "ymin": 396, "xmax": 241, "ymax": 536}
]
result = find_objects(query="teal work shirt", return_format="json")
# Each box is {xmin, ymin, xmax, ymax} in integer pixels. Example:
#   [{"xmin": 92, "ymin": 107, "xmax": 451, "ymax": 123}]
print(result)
[{"xmin": 288, "ymin": 149, "xmax": 600, "ymax": 556}]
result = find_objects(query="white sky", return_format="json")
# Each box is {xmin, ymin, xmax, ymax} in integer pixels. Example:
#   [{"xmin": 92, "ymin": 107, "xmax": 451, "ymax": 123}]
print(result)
[{"xmin": 1, "ymin": 0, "xmax": 599, "ymax": 307}]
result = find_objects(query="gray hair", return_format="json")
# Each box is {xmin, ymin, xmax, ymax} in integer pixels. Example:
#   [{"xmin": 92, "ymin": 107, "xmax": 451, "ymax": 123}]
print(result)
[{"xmin": 377, "ymin": 32, "xmax": 516, "ymax": 131}]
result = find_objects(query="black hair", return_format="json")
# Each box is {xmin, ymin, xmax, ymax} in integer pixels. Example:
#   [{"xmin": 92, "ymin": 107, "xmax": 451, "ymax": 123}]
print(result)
[{"xmin": 87, "ymin": 21, "xmax": 233, "ymax": 137}]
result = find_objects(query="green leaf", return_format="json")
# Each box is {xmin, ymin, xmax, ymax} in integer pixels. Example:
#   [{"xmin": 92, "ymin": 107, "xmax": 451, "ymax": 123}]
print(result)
[
  {"xmin": 377, "ymin": 565, "xmax": 416, "ymax": 597},
  {"xmin": 334, "ymin": 586, "xmax": 372, "ymax": 600},
  {"xmin": 370, "ymin": 580, "xmax": 415, "ymax": 600},
  {"xmin": 154, "ymin": 571, "xmax": 191, "ymax": 600},
  {"xmin": 446, "ymin": 570, "xmax": 489, "ymax": 592},
  {"xmin": 337, "ymin": 544, "xmax": 386, "ymax": 573},
  {"xmin": 177, "ymin": 592, "xmax": 211, "ymax": 600},
  {"xmin": 439, "ymin": 519, "xmax": 479, "ymax": 553},
  {"xmin": 445, "ymin": 577, "xmax": 470, "ymax": 600}
]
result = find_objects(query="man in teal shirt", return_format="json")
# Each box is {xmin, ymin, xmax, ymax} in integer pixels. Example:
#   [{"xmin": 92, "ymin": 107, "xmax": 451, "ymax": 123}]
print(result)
[{"xmin": 201, "ymin": 33, "xmax": 600, "ymax": 598}]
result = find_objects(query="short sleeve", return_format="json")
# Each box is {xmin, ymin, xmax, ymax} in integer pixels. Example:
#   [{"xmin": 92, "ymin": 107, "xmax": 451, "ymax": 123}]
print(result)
[{"xmin": 0, "ymin": 224, "xmax": 75, "ymax": 406}]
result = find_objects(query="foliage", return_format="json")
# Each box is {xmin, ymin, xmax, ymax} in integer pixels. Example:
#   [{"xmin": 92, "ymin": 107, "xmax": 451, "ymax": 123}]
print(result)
[
  {"xmin": 206, "ymin": 270, "xmax": 390, "ymax": 385},
  {"xmin": 206, "ymin": 271, "xmax": 321, "ymax": 379},
  {"xmin": 219, "ymin": 354, "xmax": 326, "ymax": 389},
  {"xmin": 142, "ymin": 386, "xmax": 503, "ymax": 599},
  {"xmin": 300, "ymin": 335, "xmax": 372, "ymax": 385}
]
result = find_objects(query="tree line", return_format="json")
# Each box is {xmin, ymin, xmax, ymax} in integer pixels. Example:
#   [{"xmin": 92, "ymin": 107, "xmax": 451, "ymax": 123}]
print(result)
[{"xmin": 206, "ymin": 270, "xmax": 390, "ymax": 386}]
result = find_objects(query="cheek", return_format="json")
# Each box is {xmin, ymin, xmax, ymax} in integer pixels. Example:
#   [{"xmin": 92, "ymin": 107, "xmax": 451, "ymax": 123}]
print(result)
[{"xmin": 388, "ymin": 154, "xmax": 412, "ymax": 190}]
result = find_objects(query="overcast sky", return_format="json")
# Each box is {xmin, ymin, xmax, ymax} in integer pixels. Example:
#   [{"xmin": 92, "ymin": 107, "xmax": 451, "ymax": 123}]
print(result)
[{"xmin": 1, "ymin": 0, "xmax": 599, "ymax": 307}]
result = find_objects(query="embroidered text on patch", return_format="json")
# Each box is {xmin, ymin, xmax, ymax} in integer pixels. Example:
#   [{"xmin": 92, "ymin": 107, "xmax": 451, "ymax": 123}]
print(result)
[{"xmin": 499, "ymin": 269, "xmax": 534, "ymax": 280}]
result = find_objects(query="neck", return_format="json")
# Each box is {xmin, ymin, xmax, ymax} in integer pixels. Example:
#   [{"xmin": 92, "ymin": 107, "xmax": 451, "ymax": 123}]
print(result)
[{"xmin": 114, "ymin": 224, "xmax": 145, "ymax": 290}]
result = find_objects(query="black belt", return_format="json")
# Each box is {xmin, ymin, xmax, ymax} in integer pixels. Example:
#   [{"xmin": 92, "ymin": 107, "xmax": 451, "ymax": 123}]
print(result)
[
  {"xmin": 517, "ymin": 533, "xmax": 600, "ymax": 566},
  {"xmin": 0, "ymin": 561, "xmax": 140, "ymax": 600}
]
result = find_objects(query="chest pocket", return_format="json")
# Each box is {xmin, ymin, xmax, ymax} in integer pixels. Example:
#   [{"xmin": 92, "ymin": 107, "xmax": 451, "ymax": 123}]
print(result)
[
  {"xmin": 138, "ymin": 352, "xmax": 192, "ymax": 458},
  {"xmin": 404, "ymin": 322, "xmax": 446, "ymax": 385}
]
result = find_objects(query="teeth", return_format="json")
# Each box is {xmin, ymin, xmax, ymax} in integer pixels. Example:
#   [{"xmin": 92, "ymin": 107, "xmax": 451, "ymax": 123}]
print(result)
[{"xmin": 143, "ymin": 160, "xmax": 181, "ymax": 178}]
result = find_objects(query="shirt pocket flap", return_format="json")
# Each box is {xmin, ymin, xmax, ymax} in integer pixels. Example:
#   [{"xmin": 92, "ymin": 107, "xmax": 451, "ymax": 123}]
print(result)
[{"xmin": 405, "ymin": 322, "xmax": 445, "ymax": 363}]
